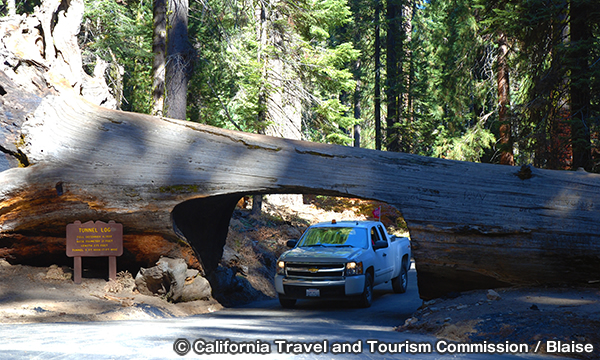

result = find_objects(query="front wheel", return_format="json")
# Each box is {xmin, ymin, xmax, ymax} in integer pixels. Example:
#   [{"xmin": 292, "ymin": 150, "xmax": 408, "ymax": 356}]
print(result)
[
  {"xmin": 279, "ymin": 296, "xmax": 297, "ymax": 308},
  {"xmin": 358, "ymin": 273, "xmax": 373, "ymax": 308},
  {"xmin": 392, "ymin": 264, "xmax": 408, "ymax": 294}
]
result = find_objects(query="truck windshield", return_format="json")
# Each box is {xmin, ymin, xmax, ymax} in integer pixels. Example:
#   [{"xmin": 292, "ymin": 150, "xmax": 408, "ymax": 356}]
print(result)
[{"xmin": 297, "ymin": 227, "xmax": 368, "ymax": 249}]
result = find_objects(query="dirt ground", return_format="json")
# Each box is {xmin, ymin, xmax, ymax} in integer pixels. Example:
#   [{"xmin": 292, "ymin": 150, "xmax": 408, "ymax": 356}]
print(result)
[
  {"xmin": 1, "ymin": 198, "xmax": 598, "ymax": 360},
  {"xmin": 399, "ymin": 285, "xmax": 600, "ymax": 359},
  {"xmin": 0, "ymin": 259, "xmax": 224, "ymax": 323}
]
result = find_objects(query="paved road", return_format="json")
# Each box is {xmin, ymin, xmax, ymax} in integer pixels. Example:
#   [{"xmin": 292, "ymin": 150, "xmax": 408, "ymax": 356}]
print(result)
[{"xmin": 0, "ymin": 266, "xmax": 568, "ymax": 359}]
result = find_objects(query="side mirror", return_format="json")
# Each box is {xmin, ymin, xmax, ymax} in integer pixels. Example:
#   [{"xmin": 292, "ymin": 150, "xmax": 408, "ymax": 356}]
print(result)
[
  {"xmin": 286, "ymin": 239, "xmax": 298, "ymax": 248},
  {"xmin": 373, "ymin": 240, "xmax": 388, "ymax": 250}
]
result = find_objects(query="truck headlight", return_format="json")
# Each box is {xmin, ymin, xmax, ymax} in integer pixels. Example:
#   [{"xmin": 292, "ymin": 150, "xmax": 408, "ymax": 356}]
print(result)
[
  {"xmin": 276, "ymin": 260, "xmax": 286, "ymax": 275},
  {"xmin": 346, "ymin": 261, "xmax": 363, "ymax": 276}
]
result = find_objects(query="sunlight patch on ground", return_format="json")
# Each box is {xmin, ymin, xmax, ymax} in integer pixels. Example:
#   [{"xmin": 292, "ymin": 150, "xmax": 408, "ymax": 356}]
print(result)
[{"xmin": 518, "ymin": 295, "xmax": 596, "ymax": 306}]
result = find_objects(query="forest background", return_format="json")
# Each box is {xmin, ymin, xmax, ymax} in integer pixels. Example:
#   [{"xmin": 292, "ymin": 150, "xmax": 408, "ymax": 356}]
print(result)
[{"xmin": 2, "ymin": 0, "xmax": 599, "ymax": 172}]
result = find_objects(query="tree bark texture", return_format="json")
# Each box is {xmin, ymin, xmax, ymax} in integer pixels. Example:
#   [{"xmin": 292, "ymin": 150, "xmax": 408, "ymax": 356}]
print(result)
[
  {"xmin": 497, "ymin": 32, "xmax": 514, "ymax": 166},
  {"xmin": 569, "ymin": 0, "xmax": 592, "ymax": 171},
  {"xmin": 152, "ymin": 0, "xmax": 167, "ymax": 117},
  {"xmin": 385, "ymin": 0, "xmax": 402, "ymax": 152},
  {"xmin": 165, "ymin": 0, "xmax": 192, "ymax": 120},
  {"xmin": 374, "ymin": 0, "xmax": 382, "ymax": 151},
  {"xmin": 2, "ymin": 3, "xmax": 600, "ymax": 300}
]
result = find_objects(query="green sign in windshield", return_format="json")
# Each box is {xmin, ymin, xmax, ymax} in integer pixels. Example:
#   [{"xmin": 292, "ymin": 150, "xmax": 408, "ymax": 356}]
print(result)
[{"xmin": 298, "ymin": 227, "xmax": 368, "ymax": 249}]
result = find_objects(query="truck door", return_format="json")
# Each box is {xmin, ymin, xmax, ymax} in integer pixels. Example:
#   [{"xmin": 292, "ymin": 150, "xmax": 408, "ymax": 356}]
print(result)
[
  {"xmin": 371, "ymin": 226, "xmax": 393, "ymax": 282},
  {"xmin": 378, "ymin": 225, "xmax": 399, "ymax": 278}
]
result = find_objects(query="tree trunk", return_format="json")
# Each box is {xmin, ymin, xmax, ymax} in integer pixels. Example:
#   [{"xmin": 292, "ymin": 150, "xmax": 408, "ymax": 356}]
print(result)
[
  {"xmin": 374, "ymin": 0, "xmax": 382, "ymax": 151},
  {"xmin": 385, "ymin": 0, "xmax": 403, "ymax": 152},
  {"xmin": 262, "ymin": 0, "xmax": 303, "ymax": 207},
  {"xmin": 2, "ymin": 2, "xmax": 600, "ymax": 300},
  {"xmin": 570, "ymin": 0, "xmax": 592, "ymax": 171},
  {"xmin": 165, "ymin": 0, "xmax": 192, "ymax": 120},
  {"xmin": 547, "ymin": 5, "xmax": 572, "ymax": 170},
  {"xmin": 152, "ymin": 0, "xmax": 167, "ymax": 117},
  {"xmin": 497, "ymin": 32, "xmax": 514, "ymax": 166},
  {"xmin": 351, "ymin": 0, "xmax": 362, "ymax": 150},
  {"xmin": 353, "ymin": 79, "xmax": 361, "ymax": 148}
]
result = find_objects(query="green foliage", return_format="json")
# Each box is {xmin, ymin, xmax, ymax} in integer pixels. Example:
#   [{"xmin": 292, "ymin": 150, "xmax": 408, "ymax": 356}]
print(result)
[
  {"xmin": 74, "ymin": 0, "xmax": 600, "ymax": 170},
  {"xmin": 188, "ymin": 0, "xmax": 359, "ymax": 143},
  {"xmin": 79, "ymin": 0, "xmax": 153, "ymax": 113},
  {"xmin": 404, "ymin": 0, "xmax": 497, "ymax": 160},
  {"xmin": 433, "ymin": 121, "xmax": 496, "ymax": 162}
]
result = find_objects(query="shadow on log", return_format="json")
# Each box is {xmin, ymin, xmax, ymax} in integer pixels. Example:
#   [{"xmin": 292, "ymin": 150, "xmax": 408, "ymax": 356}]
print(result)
[{"xmin": 1, "ymin": 2, "xmax": 600, "ymax": 300}]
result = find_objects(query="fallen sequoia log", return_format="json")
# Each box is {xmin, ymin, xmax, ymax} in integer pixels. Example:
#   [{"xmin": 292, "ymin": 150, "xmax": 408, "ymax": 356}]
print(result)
[{"xmin": 1, "ymin": 2, "xmax": 600, "ymax": 300}]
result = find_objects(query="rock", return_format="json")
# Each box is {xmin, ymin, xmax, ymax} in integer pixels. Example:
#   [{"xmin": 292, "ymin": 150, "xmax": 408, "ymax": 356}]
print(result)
[
  {"xmin": 208, "ymin": 265, "xmax": 265, "ymax": 306},
  {"xmin": 186, "ymin": 268, "xmax": 200, "ymax": 280},
  {"xmin": 221, "ymin": 245, "xmax": 240, "ymax": 266},
  {"xmin": 487, "ymin": 289, "xmax": 501, "ymax": 301},
  {"xmin": 180, "ymin": 276, "xmax": 212, "ymax": 302},
  {"xmin": 156, "ymin": 257, "xmax": 188, "ymax": 301},
  {"xmin": 136, "ymin": 265, "xmax": 168, "ymax": 296},
  {"xmin": 403, "ymin": 317, "xmax": 418, "ymax": 327},
  {"xmin": 208, "ymin": 265, "xmax": 237, "ymax": 292},
  {"xmin": 0, "ymin": 258, "xmax": 11, "ymax": 267},
  {"xmin": 135, "ymin": 257, "xmax": 211, "ymax": 303}
]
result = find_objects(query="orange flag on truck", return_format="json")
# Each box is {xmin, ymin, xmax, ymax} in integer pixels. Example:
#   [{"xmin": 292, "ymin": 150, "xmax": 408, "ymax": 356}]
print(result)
[{"xmin": 372, "ymin": 206, "xmax": 381, "ymax": 220}]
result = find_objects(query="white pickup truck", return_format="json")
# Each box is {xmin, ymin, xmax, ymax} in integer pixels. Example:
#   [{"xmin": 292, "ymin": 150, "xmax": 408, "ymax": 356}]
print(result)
[{"xmin": 275, "ymin": 220, "xmax": 411, "ymax": 308}]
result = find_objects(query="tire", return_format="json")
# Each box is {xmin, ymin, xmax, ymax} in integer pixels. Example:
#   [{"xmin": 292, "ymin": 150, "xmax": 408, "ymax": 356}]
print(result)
[
  {"xmin": 392, "ymin": 263, "xmax": 408, "ymax": 294},
  {"xmin": 279, "ymin": 296, "xmax": 297, "ymax": 308},
  {"xmin": 358, "ymin": 273, "xmax": 374, "ymax": 308}
]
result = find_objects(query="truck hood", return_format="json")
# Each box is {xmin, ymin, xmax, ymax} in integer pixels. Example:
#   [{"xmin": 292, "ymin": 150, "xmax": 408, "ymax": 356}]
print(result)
[{"xmin": 279, "ymin": 246, "xmax": 364, "ymax": 263}]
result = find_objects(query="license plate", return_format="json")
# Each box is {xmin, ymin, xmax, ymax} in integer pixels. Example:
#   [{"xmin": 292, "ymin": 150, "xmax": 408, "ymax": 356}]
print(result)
[{"xmin": 306, "ymin": 288, "xmax": 320, "ymax": 297}]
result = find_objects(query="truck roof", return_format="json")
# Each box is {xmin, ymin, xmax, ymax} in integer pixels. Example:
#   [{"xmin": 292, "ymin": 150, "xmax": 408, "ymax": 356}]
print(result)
[{"xmin": 310, "ymin": 220, "xmax": 382, "ymax": 229}]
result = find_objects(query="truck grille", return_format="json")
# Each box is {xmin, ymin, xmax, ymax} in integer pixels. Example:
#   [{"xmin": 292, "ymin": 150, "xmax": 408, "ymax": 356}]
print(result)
[{"xmin": 286, "ymin": 263, "xmax": 345, "ymax": 279}]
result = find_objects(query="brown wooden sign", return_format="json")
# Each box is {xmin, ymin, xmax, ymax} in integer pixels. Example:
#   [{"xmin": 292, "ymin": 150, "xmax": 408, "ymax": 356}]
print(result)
[
  {"xmin": 66, "ymin": 220, "xmax": 123, "ymax": 257},
  {"xmin": 66, "ymin": 220, "xmax": 123, "ymax": 284}
]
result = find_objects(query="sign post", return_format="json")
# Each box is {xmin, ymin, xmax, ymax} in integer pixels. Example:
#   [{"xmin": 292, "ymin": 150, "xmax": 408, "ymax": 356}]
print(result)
[{"xmin": 66, "ymin": 220, "xmax": 123, "ymax": 284}]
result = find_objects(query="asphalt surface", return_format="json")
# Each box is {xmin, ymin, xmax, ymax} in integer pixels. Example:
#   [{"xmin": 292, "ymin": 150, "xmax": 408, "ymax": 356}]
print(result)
[{"xmin": 0, "ymin": 266, "xmax": 571, "ymax": 360}]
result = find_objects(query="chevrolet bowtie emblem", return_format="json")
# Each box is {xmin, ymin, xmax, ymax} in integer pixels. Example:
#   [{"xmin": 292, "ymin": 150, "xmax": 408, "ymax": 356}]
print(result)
[{"xmin": 308, "ymin": 268, "xmax": 319, "ymax": 273}]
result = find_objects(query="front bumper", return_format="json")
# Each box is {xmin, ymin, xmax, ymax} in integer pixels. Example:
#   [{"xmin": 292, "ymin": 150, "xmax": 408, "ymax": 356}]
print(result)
[{"xmin": 275, "ymin": 274, "xmax": 365, "ymax": 299}]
